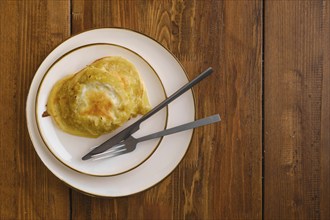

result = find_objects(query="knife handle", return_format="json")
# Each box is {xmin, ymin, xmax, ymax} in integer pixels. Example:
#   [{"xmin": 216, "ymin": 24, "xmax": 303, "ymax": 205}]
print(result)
[{"xmin": 137, "ymin": 67, "xmax": 213, "ymax": 125}]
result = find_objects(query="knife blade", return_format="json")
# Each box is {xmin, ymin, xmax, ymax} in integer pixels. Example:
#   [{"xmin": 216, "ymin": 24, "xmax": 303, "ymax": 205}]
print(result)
[{"xmin": 82, "ymin": 67, "xmax": 213, "ymax": 160}]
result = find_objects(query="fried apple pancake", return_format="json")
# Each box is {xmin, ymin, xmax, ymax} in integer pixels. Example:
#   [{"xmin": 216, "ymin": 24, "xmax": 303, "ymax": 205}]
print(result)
[{"xmin": 46, "ymin": 56, "xmax": 151, "ymax": 137}]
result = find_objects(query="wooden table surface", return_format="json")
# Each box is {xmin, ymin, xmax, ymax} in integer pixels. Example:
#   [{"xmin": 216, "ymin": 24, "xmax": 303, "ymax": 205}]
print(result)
[{"xmin": 0, "ymin": 1, "xmax": 329, "ymax": 219}]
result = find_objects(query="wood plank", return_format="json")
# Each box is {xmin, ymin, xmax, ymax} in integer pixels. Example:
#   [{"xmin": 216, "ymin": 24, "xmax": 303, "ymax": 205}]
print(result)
[
  {"xmin": 0, "ymin": 1, "xmax": 70, "ymax": 219},
  {"xmin": 71, "ymin": 0, "xmax": 262, "ymax": 219},
  {"xmin": 264, "ymin": 1, "xmax": 330, "ymax": 219}
]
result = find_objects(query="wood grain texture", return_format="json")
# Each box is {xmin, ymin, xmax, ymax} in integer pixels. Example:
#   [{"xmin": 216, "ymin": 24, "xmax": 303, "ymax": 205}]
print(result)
[
  {"xmin": 71, "ymin": 0, "xmax": 262, "ymax": 219},
  {"xmin": 6, "ymin": 0, "xmax": 330, "ymax": 219},
  {"xmin": 0, "ymin": 1, "xmax": 70, "ymax": 219},
  {"xmin": 264, "ymin": 1, "xmax": 330, "ymax": 219}
]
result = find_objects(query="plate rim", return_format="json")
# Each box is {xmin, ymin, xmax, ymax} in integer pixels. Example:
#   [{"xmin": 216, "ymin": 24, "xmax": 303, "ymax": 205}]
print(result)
[{"xmin": 26, "ymin": 27, "xmax": 196, "ymax": 197}]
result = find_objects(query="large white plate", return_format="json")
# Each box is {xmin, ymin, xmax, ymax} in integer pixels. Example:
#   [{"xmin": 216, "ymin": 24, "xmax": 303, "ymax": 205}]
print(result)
[
  {"xmin": 26, "ymin": 28, "xmax": 195, "ymax": 197},
  {"xmin": 36, "ymin": 43, "xmax": 168, "ymax": 176}
]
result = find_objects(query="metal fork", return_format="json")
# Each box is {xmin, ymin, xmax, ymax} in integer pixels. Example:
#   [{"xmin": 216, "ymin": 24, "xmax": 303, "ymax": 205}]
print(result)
[{"xmin": 91, "ymin": 114, "xmax": 220, "ymax": 160}]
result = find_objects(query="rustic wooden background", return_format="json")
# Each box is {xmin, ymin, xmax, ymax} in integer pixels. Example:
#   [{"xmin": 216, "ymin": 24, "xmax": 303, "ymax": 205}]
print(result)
[{"xmin": 0, "ymin": 0, "xmax": 328, "ymax": 219}]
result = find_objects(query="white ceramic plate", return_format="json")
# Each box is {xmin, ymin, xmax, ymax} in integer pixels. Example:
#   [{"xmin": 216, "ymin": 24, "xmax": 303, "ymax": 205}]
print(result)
[
  {"xmin": 36, "ymin": 43, "xmax": 167, "ymax": 176},
  {"xmin": 26, "ymin": 28, "xmax": 195, "ymax": 197}
]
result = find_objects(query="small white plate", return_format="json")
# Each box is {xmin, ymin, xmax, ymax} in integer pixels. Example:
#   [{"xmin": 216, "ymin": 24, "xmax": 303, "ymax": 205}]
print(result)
[
  {"xmin": 26, "ymin": 28, "xmax": 195, "ymax": 197},
  {"xmin": 36, "ymin": 43, "xmax": 168, "ymax": 176}
]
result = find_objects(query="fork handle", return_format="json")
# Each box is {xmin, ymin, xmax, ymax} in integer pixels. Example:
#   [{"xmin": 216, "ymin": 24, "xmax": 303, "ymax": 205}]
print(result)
[{"xmin": 137, "ymin": 114, "xmax": 221, "ymax": 143}]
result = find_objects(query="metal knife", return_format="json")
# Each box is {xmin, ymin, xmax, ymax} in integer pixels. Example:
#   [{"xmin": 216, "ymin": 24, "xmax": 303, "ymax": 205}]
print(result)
[{"xmin": 82, "ymin": 67, "xmax": 213, "ymax": 160}]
